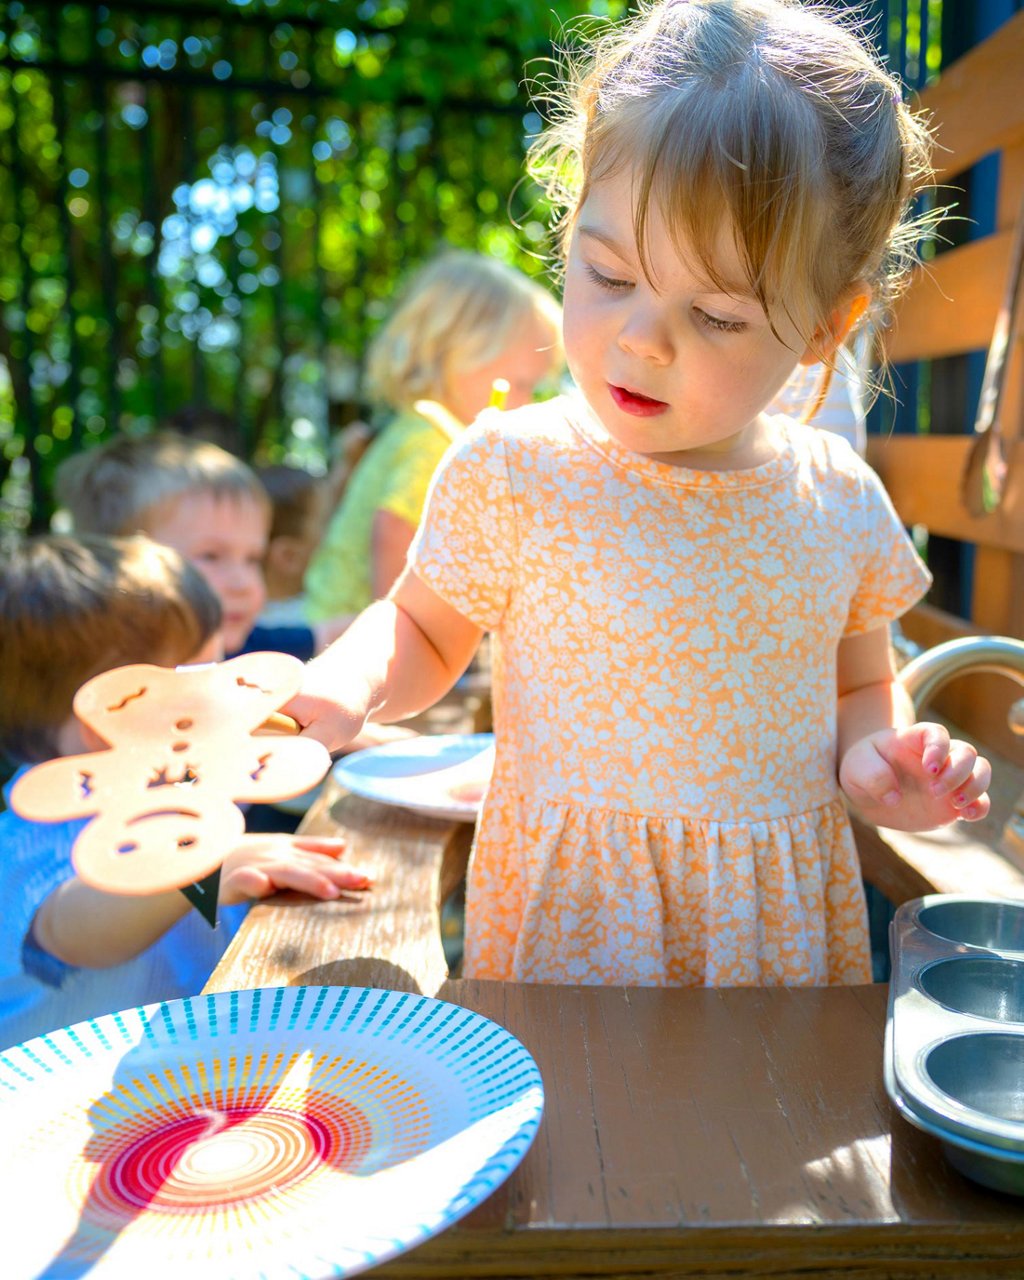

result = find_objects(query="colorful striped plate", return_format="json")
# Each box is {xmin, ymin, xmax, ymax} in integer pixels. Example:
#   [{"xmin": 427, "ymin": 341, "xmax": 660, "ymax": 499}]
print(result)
[{"xmin": 0, "ymin": 985, "xmax": 543, "ymax": 1279}]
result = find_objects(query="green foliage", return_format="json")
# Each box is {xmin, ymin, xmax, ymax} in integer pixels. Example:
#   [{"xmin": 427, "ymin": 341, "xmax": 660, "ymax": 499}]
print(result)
[{"xmin": 0, "ymin": 0, "xmax": 626, "ymax": 538}]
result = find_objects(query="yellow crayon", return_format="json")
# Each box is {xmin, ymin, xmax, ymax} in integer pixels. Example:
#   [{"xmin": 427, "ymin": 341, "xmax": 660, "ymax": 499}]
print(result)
[{"xmin": 489, "ymin": 378, "xmax": 510, "ymax": 411}]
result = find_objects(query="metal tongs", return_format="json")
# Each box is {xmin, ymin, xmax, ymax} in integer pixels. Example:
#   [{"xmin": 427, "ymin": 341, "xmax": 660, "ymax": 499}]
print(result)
[{"xmin": 960, "ymin": 190, "xmax": 1024, "ymax": 517}]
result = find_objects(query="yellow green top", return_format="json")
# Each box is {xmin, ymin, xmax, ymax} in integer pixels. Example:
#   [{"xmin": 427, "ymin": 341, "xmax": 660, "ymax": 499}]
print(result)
[{"xmin": 304, "ymin": 402, "xmax": 462, "ymax": 620}]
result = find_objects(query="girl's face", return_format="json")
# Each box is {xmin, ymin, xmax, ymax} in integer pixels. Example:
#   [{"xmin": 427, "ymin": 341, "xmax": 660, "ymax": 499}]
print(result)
[
  {"xmin": 145, "ymin": 491, "xmax": 268, "ymax": 654},
  {"xmin": 442, "ymin": 317, "xmax": 560, "ymax": 426},
  {"xmin": 562, "ymin": 175, "xmax": 816, "ymax": 467}
]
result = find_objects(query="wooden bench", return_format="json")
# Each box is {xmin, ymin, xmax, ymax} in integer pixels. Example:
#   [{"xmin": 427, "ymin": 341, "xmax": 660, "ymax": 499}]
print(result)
[{"xmin": 860, "ymin": 9, "xmax": 1024, "ymax": 905}]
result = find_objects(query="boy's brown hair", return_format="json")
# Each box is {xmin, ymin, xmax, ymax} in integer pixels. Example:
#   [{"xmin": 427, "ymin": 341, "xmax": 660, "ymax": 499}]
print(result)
[
  {"xmin": 0, "ymin": 534, "xmax": 222, "ymax": 764},
  {"xmin": 254, "ymin": 464, "xmax": 325, "ymax": 543},
  {"xmin": 54, "ymin": 430, "xmax": 270, "ymax": 537}
]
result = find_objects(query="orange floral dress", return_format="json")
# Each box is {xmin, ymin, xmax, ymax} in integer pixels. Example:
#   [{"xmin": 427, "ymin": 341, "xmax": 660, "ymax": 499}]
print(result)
[{"xmin": 410, "ymin": 397, "xmax": 931, "ymax": 987}]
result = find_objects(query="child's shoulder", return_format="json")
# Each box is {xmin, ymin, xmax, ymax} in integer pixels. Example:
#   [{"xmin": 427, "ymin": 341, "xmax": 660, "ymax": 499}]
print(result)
[
  {"xmin": 782, "ymin": 417, "xmax": 875, "ymax": 487},
  {"xmin": 459, "ymin": 396, "xmax": 580, "ymax": 465}
]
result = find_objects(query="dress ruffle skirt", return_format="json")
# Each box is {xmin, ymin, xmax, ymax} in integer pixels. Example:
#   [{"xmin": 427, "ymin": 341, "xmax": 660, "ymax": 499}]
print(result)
[{"xmin": 463, "ymin": 793, "xmax": 872, "ymax": 987}]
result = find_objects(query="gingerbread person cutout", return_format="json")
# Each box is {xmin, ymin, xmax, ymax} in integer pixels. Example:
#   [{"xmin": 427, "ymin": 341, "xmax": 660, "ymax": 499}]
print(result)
[{"xmin": 11, "ymin": 652, "xmax": 329, "ymax": 895}]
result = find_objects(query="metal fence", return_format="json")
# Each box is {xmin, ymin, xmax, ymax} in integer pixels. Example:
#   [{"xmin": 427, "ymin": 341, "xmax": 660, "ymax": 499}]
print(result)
[{"xmin": 0, "ymin": 0, "xmax": 561, "ymax": 535}]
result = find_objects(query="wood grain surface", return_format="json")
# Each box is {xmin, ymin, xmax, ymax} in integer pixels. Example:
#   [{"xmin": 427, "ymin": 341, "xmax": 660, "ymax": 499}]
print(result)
[{"xmin": 203, "ymin": 777, "xmax": 1024, "ymax": 1277}]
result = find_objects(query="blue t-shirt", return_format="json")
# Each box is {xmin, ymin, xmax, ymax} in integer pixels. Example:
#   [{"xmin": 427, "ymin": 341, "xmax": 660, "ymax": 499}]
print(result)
[
  {"xmin": 233, "ymin": 624, "xmax": 315, "ymax": 662},
  {"xmin": 0, "ymin": 769, "xmax": 249, "ymax": 1051}
]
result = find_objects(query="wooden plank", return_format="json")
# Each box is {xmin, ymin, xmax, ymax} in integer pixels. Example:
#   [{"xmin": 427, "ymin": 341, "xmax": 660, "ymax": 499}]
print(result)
[
  {"xmin": 885, "ymin": 232, "xmax": 1013, "ymax": 363},
  {"xmin": 913, "ymin": 7, "xmax": 1024, "ymax": 184},
  {"xmin": 204, "ymin": 775, "xmax": 467, "ymax": 997},
  {"xmin": 367, "ymin": 982, "xmax": 1024, "ymax": 1277},
  {"xmin": 866, "ymin": 435, "xmax": 1024, "ymax": 553}
]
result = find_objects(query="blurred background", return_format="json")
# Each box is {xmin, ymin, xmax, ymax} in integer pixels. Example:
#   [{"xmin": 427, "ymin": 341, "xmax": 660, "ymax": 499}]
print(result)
[{"xmin": 0, "ymin": 0, "xmax": 1018, "ymax": 542}]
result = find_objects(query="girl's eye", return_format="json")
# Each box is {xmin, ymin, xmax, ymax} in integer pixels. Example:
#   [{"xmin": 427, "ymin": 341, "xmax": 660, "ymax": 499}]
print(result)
[
  {"xmin": 584, "ymin": 263, "xmax": 631, "ymax": 292},
  {"xmin": 695, "ymin": 307, "xmax": 747, "ymax": 334}
]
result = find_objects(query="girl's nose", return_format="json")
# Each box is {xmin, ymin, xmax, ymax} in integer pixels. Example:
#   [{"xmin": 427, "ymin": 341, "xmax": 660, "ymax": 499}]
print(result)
[{"xmin": 617, "ymin": 308, "xmax": 673, "ymax": 365}]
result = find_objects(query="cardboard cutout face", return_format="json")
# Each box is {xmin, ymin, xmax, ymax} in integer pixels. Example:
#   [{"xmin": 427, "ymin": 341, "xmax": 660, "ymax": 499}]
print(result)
[{"xmin": 11, "ymin": 653, "xmax": 329, "ymax": 895}]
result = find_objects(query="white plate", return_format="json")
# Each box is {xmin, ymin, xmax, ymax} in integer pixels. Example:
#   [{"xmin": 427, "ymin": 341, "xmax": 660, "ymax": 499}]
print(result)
[
  {"xmin": 0, "ymin": 985, "xmax": 543, "ymax": 1280},
  {"xmin": 332, "ymin": 733, "xmax": 494, "ymax": 823}
]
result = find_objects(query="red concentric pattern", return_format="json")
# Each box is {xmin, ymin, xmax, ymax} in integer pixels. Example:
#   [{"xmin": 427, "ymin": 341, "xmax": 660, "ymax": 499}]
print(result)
[
  {"xmin": 61, "ymin": 1048, "xmax": 429, "ymax": 1238},
  {"xmin": 94, "ymin": 1098, "xmax": 367, "ymax": 1213}
]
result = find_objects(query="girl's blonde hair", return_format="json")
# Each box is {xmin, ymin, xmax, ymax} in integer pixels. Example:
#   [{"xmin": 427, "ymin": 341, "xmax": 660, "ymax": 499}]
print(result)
[
  {"xmin": 530, "ymin": 0, "xmax": 934, "ymax": 361},
  {"xmin": 365, "ymin": 249, "xmax": 563, "ymax": 413}
]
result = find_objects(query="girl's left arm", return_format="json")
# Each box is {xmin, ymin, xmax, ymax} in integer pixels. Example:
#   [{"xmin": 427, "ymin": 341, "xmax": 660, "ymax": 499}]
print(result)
[{"xmin": 836, "ymin": 626, "xmax": 992, "ymax": 832}]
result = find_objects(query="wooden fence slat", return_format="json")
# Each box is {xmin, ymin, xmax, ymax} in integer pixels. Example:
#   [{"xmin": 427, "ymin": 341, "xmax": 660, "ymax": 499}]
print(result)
[
  {"xmin": 867, "ymin": 435, "xmax": 1024, "ymax": 552},
  {"xmin": 885, "ymin": 232, "xmax": 1013, "ymax": 362},
  {"xmin": 913, "ymin": 7, "xmax": 1024, "ymax": 184}
]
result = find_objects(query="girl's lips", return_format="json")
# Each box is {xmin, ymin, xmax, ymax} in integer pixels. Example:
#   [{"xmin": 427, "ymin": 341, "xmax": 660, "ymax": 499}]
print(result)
[{"xmin": 608, "ymin": 383, "xmax": 668, "ymax": 417}]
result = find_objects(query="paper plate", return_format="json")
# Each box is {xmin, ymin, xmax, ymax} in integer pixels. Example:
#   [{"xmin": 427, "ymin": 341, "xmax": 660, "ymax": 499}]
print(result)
[
  {"xmin": 332, "ymin": 733, "xmax": 494, "ymax": 823},
  {"xmin": 0, "ymin": 985, "xmax": 543, "ymax": 1280}
]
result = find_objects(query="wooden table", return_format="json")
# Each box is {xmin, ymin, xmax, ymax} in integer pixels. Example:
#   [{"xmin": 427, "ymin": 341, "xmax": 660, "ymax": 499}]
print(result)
[{"xmin": 204, "ymin": 765, "xmax": 1024, "ymax": 1280}]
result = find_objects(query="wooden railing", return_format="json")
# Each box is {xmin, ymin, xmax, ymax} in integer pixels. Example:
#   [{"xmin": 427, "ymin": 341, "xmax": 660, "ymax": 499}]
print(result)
[
  {"xmin": 858, "ymin": 10, "xmax": 1024, "ymax": 905},
  {"xmin": 868, "ymin": 8, "xmax": 1024, "ymax": 767}
]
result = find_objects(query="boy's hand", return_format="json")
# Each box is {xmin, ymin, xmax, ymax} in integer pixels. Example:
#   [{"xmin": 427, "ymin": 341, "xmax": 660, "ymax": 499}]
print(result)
[
  {"xmin": 839, "ymin": 722, "xmax": 992, "ymax": 832},
  {"xmin": 219, "ymin": 835, "xmax": 372, "ymax": 905}
]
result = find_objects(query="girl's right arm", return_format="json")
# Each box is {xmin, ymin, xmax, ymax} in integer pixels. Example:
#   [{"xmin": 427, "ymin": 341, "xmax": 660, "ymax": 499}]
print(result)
[{"xmin": 286, "ymin": 566, "xmax": 484, "ymax": 753}]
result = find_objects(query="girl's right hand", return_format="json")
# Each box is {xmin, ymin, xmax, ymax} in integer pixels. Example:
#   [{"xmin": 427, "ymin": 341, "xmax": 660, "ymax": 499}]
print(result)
[{"xmin": 282, "ymin": 660, "xmax": 371, "ymax": 754}]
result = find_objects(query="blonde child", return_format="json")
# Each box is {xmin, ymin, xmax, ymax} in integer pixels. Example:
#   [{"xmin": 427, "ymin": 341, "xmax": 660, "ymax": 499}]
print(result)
[
  {"xmin": 0, "ymin": 535, "xmax": 367, "ymax": 1049},
  {"xmin": 286, "ymin": 0, "xmax": 992, "ymax": 989},
  {"xmin": 303, "ymin": 249, "xmax": 564, "ymax": 620}
]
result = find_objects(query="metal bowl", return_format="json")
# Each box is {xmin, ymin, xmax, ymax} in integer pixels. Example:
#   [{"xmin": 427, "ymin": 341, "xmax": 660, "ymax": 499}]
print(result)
[
  {"xmin": 917, "ymin": 899, "xmax": 1024, "ymax": 952},
  {"xmin": 919, "ymin": 957, "xmax": 1024, "ymax": 1022},
  {"xmin": 924, "ymin": 1033, "xmax": 1024, "ymax": 1126}
]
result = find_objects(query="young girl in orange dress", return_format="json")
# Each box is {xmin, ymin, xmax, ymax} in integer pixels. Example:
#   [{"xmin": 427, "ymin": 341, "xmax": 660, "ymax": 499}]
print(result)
[{"xmin": 287, "ymin": 0, "xmax": 993, "ymax": 988}]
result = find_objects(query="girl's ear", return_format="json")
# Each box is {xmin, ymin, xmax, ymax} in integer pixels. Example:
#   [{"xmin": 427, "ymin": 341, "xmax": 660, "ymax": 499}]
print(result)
[{"xmin": 798, "ymin": 284, "xmax": 871, "ymax": 367}]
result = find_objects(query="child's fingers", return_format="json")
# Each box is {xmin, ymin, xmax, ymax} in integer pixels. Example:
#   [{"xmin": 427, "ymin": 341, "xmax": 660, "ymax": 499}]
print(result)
[
  {"xmin": 290, "ymin": 836, "xmax": 347, "ymax": 858},
  {"xmin": 893, "ymin": 721, "xmax": 950, "ymax": 776},
  {"xmin": 223, "ymin": 867, "xmax": 275, "ymax": 901},
  {"xmin": 269, "ymin": 862, "xmax": 370, "ymax": 900},
  {"xmin": 950, "ymin": 754, "xmax": 993, "ymax": 814},
  {"xmin": 842, "ymin": 744, "xmax": 903, "ymax": 809},
  {"xmin": 959, "ymin": 794, "xmax": 992, "ymax": 822},
  {"xmin": 929, "ymin": 740, "xmax": 981, "ymax": 798}
]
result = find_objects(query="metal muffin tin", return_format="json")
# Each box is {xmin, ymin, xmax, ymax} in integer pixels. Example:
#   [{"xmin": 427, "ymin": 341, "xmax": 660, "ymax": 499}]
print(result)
[{"xmin": 885, "ymin": 894, "xmax": 1024, "ymax": 1195}]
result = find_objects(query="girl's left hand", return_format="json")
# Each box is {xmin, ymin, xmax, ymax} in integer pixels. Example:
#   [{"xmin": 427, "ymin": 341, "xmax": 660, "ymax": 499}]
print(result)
[{"xmin": 839, "ymin": 722, "xmax": 992, "ymax": 832}]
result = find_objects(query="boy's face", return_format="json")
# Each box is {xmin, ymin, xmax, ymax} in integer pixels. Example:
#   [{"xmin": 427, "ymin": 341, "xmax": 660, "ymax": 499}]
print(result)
[{"xmin": 145, "ymin": 491, "xmax": 268, "ymax": 654}]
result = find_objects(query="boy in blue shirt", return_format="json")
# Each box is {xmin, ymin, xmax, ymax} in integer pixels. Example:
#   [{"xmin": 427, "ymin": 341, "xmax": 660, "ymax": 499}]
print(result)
[{"xmin": 0, "ymin": 534, "xmax": 368, "ymax": 1050}]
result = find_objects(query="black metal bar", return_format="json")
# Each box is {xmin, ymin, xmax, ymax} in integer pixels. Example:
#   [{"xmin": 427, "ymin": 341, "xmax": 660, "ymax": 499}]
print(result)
[
  {"xmin": 21, "ymin": 0, "xmax": 528, "ymax": 51},
  {"xmin": 264, "ymin": 39, "xmax": 285, "ymax": 448},
  {"xmin": 179, "ymin": 82, "xmax": 205, "ymax": 407},
  {"xmin": 47, "ymin": 5, "xmax": 82, "ymax": 449},
  {"xmin": 0, "ymin": 56, "xmax": 528, "ymax": 115},
  {"xmin": 6, "ymin": 80, "xmax": 42, "ymax": 518},
  {"xmin": 309, "ymin": 94, "xmax": 329, "ymax": 447},
  {"xmin": 220, "ymin": 19, "xmax": 245, "ymax": 442},
  {"xmin": 90, "ymin": 5, "xmax": 121, "ymax": 429},
  {"xmin": 139, "ymin": 79, "xmax": 166, "ymax": 422}
]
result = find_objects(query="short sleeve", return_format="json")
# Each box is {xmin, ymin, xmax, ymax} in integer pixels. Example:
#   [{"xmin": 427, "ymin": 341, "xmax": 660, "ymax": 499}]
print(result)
[
  {"xmin": 409, "ymin": 415, "xmax": 518, "ymax": 630},
  {"xmin": 376, "ymin": 437, "xmax": 449, "ymax": 528},
  {"xmin": 843, "ymin": 461, "xmax": 932, "ymax": 636},
  {"xmin": 0, "ymin": 797, "xmax": 82, "ymax": 987}
]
